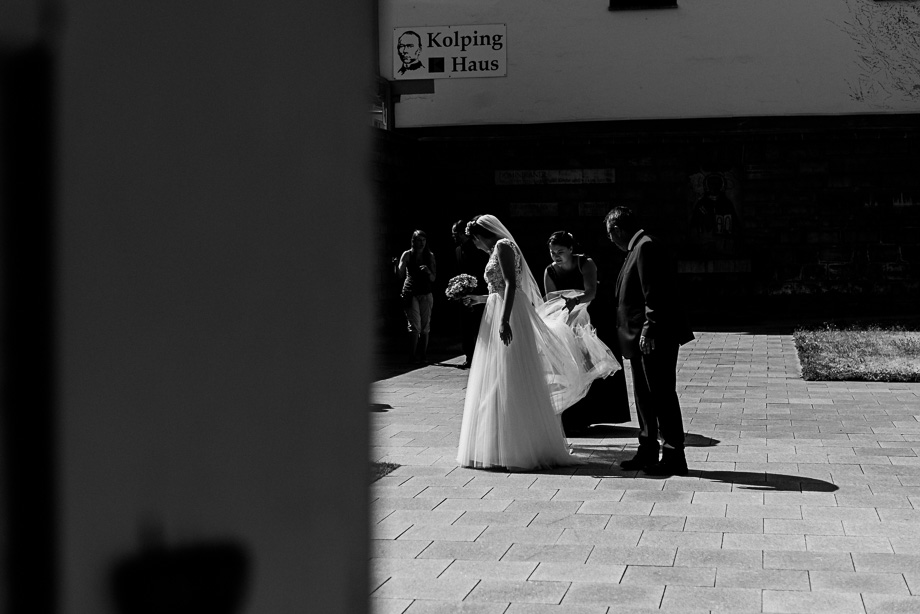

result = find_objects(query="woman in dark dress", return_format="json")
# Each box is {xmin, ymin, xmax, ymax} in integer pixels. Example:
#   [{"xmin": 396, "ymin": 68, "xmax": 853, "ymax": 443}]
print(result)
[
  {"xmin": 544, "ymin": 231, "xmax": 630, "ymax": 433},
  {"xmin": 396, "ymin": 230, "xmax": 437, "ymax": 363}
]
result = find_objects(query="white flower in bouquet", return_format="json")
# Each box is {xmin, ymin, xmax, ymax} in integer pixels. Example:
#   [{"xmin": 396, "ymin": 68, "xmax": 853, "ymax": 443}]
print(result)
[{"xmin": 445, "ymin": 274, "xmax": 479, "ymax": 300}]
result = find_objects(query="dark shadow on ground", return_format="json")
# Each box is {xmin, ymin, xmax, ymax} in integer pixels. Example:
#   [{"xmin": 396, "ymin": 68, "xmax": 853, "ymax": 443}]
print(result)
[
  {"xmin": 685, "ymin": 433, "xmax": 720, "ymax": 447},
  {"xmin": 370, "ymin": 403, "xmax": 392, "ymax": 412},
  {"xmin": 695, "ymin": 470, "xmax": 838, "ymax": 492},
  {"xmin": 566, "ymin": 428, "xmax": 719, "ymax": 450},
  {"xmin": 565, "ymin": 425, "xmax": 637, "ymax": 439},
  {"xmin": 568, "ymin": 448, "xmax": 838, "ymax": 491}
]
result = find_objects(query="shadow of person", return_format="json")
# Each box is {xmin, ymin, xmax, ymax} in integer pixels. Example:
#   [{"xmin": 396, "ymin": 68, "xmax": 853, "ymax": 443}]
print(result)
[
  {"xmin": 685, "ymin": 433, "xmax": 720, "ymax": 447},
  {"xmin": 696, "ymin": 470, "xmax": 838, "ymax": 492},
  {"xmin": 570, "ymin": 448, "xmax": 838, "ymax": 492},
  {"xmin": 566, "ymin": 425, "xmax": 639, "ymax": 439},
  {"xmin": 370, "ymin": 403, "xmax": 392, "ymax": 412}
]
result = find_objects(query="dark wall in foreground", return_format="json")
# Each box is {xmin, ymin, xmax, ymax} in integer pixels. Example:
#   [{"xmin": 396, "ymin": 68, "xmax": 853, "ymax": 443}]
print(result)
[{"xmin": 376, "ymin": 114, "xmax": 920, "ymax": 333}]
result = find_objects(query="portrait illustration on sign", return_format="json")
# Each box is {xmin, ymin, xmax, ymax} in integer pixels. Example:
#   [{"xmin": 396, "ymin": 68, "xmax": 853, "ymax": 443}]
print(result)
[{"xmin": 396, "ymin": 31, "xmax": 425, "ymax": 76}]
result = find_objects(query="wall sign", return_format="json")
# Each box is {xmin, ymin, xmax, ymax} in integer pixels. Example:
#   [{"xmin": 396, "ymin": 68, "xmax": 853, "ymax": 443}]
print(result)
[{"xmin": 393, "ymin": 24, "xmax": 507, "ymax": 80}]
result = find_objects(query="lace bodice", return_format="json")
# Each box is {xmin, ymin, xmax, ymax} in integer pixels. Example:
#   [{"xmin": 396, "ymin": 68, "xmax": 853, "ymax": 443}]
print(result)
[{"xmin": 484, "ymin": 238, "xmax": 524, "ymax": 295}]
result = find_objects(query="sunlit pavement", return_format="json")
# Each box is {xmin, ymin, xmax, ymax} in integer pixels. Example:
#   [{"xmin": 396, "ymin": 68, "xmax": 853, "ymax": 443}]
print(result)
[{"xmin": 371, "ymin": 331, "xmax": 920, "ymax": 614}]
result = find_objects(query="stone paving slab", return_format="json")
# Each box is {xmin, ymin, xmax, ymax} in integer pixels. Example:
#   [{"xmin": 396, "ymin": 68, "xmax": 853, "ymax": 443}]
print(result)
[{"xmin": 371, "ymin": 331, "xmax": 920, "ymax": 613}]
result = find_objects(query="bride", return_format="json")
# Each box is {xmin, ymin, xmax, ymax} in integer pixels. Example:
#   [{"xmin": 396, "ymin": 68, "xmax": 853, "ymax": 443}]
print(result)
[{"xmin": 456, "ymin": 214, "xmax": 619, "ymax": 471}]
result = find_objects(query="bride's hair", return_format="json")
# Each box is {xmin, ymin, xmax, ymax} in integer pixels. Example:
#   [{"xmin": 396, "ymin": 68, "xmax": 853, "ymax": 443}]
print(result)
[{"xmin": 466, "ymin": 215, "xmax": 496, "ymax": 239}]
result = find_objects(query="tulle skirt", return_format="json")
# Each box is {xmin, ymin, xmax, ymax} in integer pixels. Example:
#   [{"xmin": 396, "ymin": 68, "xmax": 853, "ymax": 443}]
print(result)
[{"xmin": 457, "ymin": 292, "xmax": 619, "ymax": 471}]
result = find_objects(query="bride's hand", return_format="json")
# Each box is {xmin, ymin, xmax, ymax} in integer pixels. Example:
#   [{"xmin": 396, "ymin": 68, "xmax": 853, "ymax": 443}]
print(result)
[{"xmin": 499, "ymin": 321, "xmax": 512, "ymax": 346}]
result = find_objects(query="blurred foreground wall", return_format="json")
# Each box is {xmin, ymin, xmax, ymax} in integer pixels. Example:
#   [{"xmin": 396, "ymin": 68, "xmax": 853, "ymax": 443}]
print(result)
[{"xmin": 4, "ymin": 1, "xmax": 374, "ymax": 612}]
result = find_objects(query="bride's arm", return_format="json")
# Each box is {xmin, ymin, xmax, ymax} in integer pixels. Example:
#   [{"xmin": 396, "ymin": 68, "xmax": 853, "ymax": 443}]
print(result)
[{"xmin": 496, "ymin": 241, "xmax": 516, "ymax": 345}]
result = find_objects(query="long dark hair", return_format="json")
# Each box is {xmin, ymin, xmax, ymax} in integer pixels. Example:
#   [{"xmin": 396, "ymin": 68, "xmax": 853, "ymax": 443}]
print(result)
[
  {"xmin": 547, "ymin": 230, "xmax": 581, "ymax": 253},
  {"xmin": 410, "ymin": 229, "xmax": 432, "ymax": 261}
]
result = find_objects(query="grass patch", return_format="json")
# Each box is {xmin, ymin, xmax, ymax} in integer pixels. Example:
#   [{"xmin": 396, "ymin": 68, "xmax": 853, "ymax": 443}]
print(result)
[
  {"xmin": 371, "ymin": 461, "xmax": 400, "ymax": 483},
  {"xmin": 794, "ymin": 324, "xmax": 920, "ymax": 382}
]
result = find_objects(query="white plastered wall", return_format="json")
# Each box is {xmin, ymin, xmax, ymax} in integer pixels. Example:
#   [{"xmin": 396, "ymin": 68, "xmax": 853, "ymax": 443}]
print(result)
[{"xmin": 380, "ymin": 0, "xmax": 920, "ymax": 127}]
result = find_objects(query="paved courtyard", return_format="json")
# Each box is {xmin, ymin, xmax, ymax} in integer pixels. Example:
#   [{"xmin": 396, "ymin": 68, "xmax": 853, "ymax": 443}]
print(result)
[{"xmin": 370, "ymin": 330, "xmax": 920, "ymax": 614}]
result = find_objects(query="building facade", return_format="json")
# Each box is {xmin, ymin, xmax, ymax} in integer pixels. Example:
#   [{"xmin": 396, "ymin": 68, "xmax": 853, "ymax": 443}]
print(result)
[{"xmin": 376, "ymin": 0, "xmax": 920, "ymax": 331}]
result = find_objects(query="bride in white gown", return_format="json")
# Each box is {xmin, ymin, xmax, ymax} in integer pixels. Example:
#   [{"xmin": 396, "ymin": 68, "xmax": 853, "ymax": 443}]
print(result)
[{"xmin": 456, "ymin": 215, "xmax": 619, "ymax": 471}]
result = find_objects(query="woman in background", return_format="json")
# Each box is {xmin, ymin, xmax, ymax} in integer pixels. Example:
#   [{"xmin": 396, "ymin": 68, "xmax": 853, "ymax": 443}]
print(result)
[
  {"xmin": 544, "ymin": 230, "xmax": 630, "ymax": 433},
  {"xmin": 396, "ymin": 230, "xmax": 437, "ymax": 363}
]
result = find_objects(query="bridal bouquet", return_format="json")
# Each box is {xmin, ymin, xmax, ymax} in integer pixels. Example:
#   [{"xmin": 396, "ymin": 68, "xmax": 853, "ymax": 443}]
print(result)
[{"xmin": 445, "ymin": 274, "xmax": 478, "ymax": 300}]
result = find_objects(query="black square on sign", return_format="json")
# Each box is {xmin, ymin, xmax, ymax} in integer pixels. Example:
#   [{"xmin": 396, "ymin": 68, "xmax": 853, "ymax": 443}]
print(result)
[{"xmin": 428, "ymin": 57, "xmax": 444, "ymax": 73}]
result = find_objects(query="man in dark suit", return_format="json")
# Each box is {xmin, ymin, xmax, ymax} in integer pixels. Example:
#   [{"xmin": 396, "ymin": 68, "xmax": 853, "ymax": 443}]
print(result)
[
  {"xmin": 606, "ymin": 206, "xmax": 695, "ymax": 476},
  {"xmin": 452, "ymin": 220, "xmax": 488, "ymax": 368}
]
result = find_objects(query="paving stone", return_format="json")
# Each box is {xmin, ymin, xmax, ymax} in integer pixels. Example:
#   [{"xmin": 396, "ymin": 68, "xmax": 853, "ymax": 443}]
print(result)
[
  {"xmin": 854, "ymin": 553, "xmax": 920, "ymax": 573},
  {"xmin": 685, "ymin": 516, "xmax": 764, "ymax": 533},
  {"xmin": 557, "ymin": 528, "xmax": 642, "ymax": 547},
  {"xmin": 452, "ymin": 511, "xmax": 536, "ymax": 527},
  {"xmin": 621, "ymin": 565, "xmax": 716, "ymax": 587},
  {"xmin": 476, "ymin": 525, "xmax": 564, "ymax": 545},
  {"xmin": 651, "ymin": 502, "xmax": 727, "ymax": 517},
  {"xmin": 577, "ymin": 500, "xmax": 655, "ymax": 515},
  {"xmin": 528, "ymin": 512, "xmax": 610, "ymax": 530},
  {"xmin": 715, "ymin": 568, "xmax": 810, "ymax": 590},
  {"xmin": 551, "ymin": 488, "xmax": 625, "ymax": 502},
  {"xmin": 435, "ymin": 499, "xmax": 513, "ymax": 512},
  {"xmin": 724, "ymin": 533, "xmax": 807, "ymax": 551},
  {"xmin": 764, "ymin": 550, "xmax": 854, "ymax": 571},
  {"xmin": 762, "ymin": 589, "xmax": 867, "ymax": 613},
  {"xmin": 501, "ymin": 543, "xmax": 593, "ymax": 564},
  {"xmin": 372, "ymin": 539, "xmax": 434, "ymax": 560},
  {"xmin": 419, "ymin": 541, "xmax": 511, "ymax": 562},
  {"xmin": 503, "ymin": 605, "xmax": 609, "ymax": 614},
  {"xmin": 505, "ymin": 500, "xmax": 583, "ymax": 515},
  {"xmin": 402, "ymin": 600, "xmax": 509, "ymax": 614},
  {"xmin": 904, "ymin": 573, "xmax": 920, "ymax": 596},
  {"xmin": 674, "ymin": 547, "xmax": 763, "ymax": 570},
  {"xmin": 862, "ymin": 594, "xmax": 920, "ymax": 614},
  {"xmin": 372, "ymin": 558, "xmax": 454, "ymax": 583},
  {"xmin": 639, "ymin": 530, "xmax": 722, "ymax": 549},
  {"xmin": 588, "ymin": 545, "xmax": 677, "ymax": 566},
  {"xmin": 621, "ymin": 489, "xmax": 694, "ymax": 503},
  {"xmin": 560, "ymin": 583, "xmax": 664, "ymax": 608},
  {"xmin": 465, "ymin": 580, "xmax": 568, "ymax": 604},
  {"xmin": 805, "ymin": 535, "xmax": 893, "ymax": 553},
  {"xmin": 370, "ymin": 597, "xmax": 413, "ymax": 614},
  {"xmin": 438, "ymin": 560, "xmax": 537, "ymax": 582},
  {"xmin": 399, "ymin": 525, "xmax": 486, "ymax": 542},
  {"xmin": 529, "ymin": 561, "xmax": 625, "ymax": 583},
  {"xmin": 727, "ymin": 503, "xmax": 802, "ymax": 519},
  {"xmin": 691, "ymin": 491, "xmax": 765, "ymax": 505},
  {"xmin": 660, "ymin": 585, "xmax": 762, "ymax": 612},
  {"xmin": 607, "ymin": 514, "xmax": 686, "ymax": 532},
  {"xmin": 810, "ymin": 570, "xmax": 910, "ymax": 594},
  {"xmin": 372, "ymin": 576, "xmax": 480, "ymax": 601},
  {"xmin": 801, "ymin": 506, "xmax": 882, "ymax": 522}
]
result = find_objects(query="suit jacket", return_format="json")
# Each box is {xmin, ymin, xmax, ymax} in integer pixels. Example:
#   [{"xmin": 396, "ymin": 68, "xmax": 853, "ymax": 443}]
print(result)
[{"xmin": 615, "ymin": 231, "xmax": 694, "ymax": 359}]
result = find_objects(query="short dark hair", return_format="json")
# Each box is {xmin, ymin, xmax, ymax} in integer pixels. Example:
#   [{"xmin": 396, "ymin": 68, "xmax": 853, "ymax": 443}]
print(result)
[
  {"xmin": 452, "ymin": 220, "xmax": 467, "ymax": 233},
  {"xmin": 399, "ymin": 31, "xmax": 422, "ymax": 46},
  {"xmin": 547, "ymin": 230, "xmax": 579, "ymax": 252},
  {"xmin": 605, "ymin": 206, "xmax": 637, "ymax": 233}
]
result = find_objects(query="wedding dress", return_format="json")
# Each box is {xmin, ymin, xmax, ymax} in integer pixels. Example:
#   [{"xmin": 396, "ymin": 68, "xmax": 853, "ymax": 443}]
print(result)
[{"xmin": 457, "ymin": 216, "xmax": 619, "ymax": 471}]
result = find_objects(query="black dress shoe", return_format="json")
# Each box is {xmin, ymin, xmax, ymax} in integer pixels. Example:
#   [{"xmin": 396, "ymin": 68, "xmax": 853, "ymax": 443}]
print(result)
[
  {"xmin": 643, "ymin": 448, "xmax": 688, "ymax": 476},
  {"xmin": 619, "ymin": 447, "xmax": 659, "ymax": 471}
]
